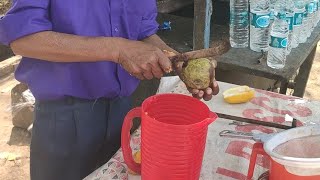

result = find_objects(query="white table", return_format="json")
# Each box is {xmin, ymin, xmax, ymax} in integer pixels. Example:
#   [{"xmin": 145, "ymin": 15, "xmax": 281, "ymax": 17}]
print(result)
[{"xmin": 85, "ymin": 76, "xmax": 320, "ymax": 180}]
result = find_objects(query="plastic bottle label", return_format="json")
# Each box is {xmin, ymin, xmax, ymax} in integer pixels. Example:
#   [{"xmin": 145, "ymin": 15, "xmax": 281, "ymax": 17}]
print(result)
[
  {"xmin": 230, "ymin": 11, "xmax": 249, "ymax": 27},
  {"xmin": 270, "ymin": 10, "xmax": 275, "ymax": 21},
  {"xmin": 294, "ymin": 12, "xmax": 304, "ymax": 26},
  {"xmin": 230, "ymin": 10, "xmax": 235, "ymax": 25},
  {"xmin": 314, "ymin": 1, "xmax": 318, "ymax": 12},
  {"xmin": 270, "ymin": 36, "xmax": 288, "ymax": 48},
  {"xmin": 307, "ymin": 3, "xmax": 315, "ymax": 14},
  {"xmin": 251, "ymin": 13, "xmax": 270, "ymax": 28},
  {"xmin": 286, "ymin": 16, "xmax": 294, "ymax": 30}
]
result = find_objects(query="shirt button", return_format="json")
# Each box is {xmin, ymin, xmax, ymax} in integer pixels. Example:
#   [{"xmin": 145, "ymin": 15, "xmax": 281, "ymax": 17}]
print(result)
[{"xmin": 114, "ymin": 27, "xmax": 119, "ymax": 32}]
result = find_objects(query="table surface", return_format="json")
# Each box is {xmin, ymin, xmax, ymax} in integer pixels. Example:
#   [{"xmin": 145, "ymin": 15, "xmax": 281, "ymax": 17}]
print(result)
[
  {"xmin": 84, "ymin": 76, "xmax": 320, "ymax": 180},
  {"xmin": 157, "ymin": 13, "xmax": 320, "ymax": 81}
]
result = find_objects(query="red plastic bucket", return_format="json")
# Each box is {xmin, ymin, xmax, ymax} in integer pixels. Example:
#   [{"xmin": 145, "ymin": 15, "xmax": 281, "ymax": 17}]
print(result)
[
  {"xmin": 121, "ymin": 93, "xmax": 218, "ymax": 180},
  {"xmin": 247, "ymin": 125, "xmax": 320, "ymax": 180},
  {"xmin": 248, "ymin": 143, "xmax": 320, "ymax": 180}
]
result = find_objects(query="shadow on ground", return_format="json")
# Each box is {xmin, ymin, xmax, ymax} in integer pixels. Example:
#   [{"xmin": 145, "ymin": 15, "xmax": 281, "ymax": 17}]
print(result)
[
  {"xmin": 304, "ymin": 44, "xmax": 320, "ymax": 100},
  {"xmin": 7, "ymin": 127, "xmax": 31, "ymax": 146}
]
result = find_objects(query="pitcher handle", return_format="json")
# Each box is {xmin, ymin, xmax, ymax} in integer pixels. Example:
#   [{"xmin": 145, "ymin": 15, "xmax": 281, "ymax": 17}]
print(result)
[
  {"xmin": 247, "ymin": 143, "xmax": 269, "ymax": 180},
  {"xmin": 121, "ymin": 107, "xmax": 142, "ymax": 174}
]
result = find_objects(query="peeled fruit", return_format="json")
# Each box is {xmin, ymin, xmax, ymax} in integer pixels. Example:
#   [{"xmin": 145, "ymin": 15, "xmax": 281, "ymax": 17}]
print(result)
[
  {"xmin": 179, "ymin": 58, "xmax": 214, "ymax": 89},
  {"xmin": 128, "ymin": 151, "xmax": 141, "ymax": 175},
  {"xmin": 223, "ymin": 86, "xmax": 255, "ymax": 104}
]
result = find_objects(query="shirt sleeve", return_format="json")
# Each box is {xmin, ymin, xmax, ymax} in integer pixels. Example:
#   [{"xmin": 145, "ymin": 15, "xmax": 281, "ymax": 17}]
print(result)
[
  {"xmin": 137, "ymin": 0, "xmax": 159, "ymax": 40},
  {"xmin": 0, "ymin": 0, "xmax": 52, "ymax": 46}
]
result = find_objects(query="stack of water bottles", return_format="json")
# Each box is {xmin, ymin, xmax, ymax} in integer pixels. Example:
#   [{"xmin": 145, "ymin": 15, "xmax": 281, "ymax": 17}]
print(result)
[{"xmin": 230, "ymin": 0, "xmax": 320, "ymax": 69}]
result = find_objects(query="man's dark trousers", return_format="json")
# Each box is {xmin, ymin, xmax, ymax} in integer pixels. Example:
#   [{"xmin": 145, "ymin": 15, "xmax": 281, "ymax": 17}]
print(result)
[{"xmin": 30, "ymin": 96, "xmax": 132, "ymax": 180}]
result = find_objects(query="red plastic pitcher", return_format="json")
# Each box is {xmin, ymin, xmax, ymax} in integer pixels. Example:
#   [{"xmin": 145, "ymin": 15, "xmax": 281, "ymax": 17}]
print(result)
[{"xmin": 121, "ymin": 93, "xmax": 218, "ymax": 180}]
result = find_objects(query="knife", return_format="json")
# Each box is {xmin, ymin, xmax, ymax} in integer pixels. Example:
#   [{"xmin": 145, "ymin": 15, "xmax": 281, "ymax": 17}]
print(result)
[{"xmin": 217, "ymin": 113, "xmax": 298, "ymax": 130}]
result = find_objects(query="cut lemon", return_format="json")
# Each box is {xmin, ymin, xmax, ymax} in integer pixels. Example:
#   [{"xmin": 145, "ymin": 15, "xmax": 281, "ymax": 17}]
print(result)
[
  {"xmin": 128, "ymin": 151, "xmax": 141, "ymax": 175},
  {"xmin": 223, "ymin": 86, "xmax": 255, "ymax": 104},
  {"xmin": 133, "ymin": 151, "xmax": 141, "ymax": 164}
]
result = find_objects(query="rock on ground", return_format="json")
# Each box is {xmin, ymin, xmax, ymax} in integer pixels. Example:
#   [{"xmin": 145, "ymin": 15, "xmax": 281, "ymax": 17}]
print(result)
[{"xmin": 0, "ymin": 0, "xmax": 11, "ymax": 15}]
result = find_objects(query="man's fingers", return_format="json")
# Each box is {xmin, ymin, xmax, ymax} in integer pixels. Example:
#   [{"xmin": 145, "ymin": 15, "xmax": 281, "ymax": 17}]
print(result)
[
  {"xmin": 133, "ymin": 73, "xmax": 144, "ymax": 80},
  {"xmin": 151, "ymin": 62, "xmax": 164, "ymax": 79},
  {"xmin": 143, "ymin": 71, "xmax": 153, "ymax": 80},
  {"xmin": 132, "ymin": 71, "xmax": 145, "ymax": 80},
  {"xmin": 157, "ymin": 51, "xmax": 173, "ymax": 73},
  {"xmin": 187, "ymin": 88, "xmax": 199, "ymax": 95},
  {"xmin": 162, "ymin": 50, "xmax": 176, "ymax": 58},
  {"xmin": 190, "ymin": 89, "xmax": 199, "ymax": 99},
  {"xmin": 205, "ymin": 87, "xmax": 212, "ymax": 95},
  {"xmin": 128, "ymin": 65, "xmax": 144, "ymax": 80},
  {"xmin": 193, "ymin": 90, "xmax": 204, "ymax": 99},
  {"xmin": 198, "ymin": 90, "xmax": 204, "ymax": 99},
  {"xmin": 140, "ymin": 63, "xmax": 154, "ymax": 80},
  {"xmin": 212, "ymin": 81, "xmax": 220, "ymax": 95},
  {"xmin": 142, "ymin": 67, "xmax": 153, "ymax": 80},
  {"xmin": 203, "ymin": 88, "xmax": 213, "ymax": 101},
  {"xmin": 174, "ymin": 61, "xmax": 184, "ymax": 75}
]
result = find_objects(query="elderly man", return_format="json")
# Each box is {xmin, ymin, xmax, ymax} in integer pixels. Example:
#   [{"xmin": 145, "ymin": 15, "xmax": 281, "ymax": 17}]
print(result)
[{"xmin": 0, "ymin": 0, "xmax": 219, "ymax": 179}]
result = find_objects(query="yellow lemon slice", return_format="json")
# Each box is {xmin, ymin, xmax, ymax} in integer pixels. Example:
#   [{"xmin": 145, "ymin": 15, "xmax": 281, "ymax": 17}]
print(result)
[
  {"xmin": 128, "ymin": 151, "xmax": 141, "ymax": 175},
  {"xmin": 133, "ymin": 151, "xmax": 141, "ymax": 164},
  {"xmin": 223, "ymin": 86, "xmax": 255, "ymax": 104}
]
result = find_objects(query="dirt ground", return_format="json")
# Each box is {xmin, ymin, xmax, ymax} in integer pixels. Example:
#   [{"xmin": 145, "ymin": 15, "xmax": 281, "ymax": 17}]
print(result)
[
  {"xmin": 304, "ymin": 45, "xmax": 320, "ymax": 100},
  {"xmin": 0, "ymin": 0, "xmax": 11, "ymax": 15},
  {"xmin": 0, "ymin": 74, "xmax": 29, "ymax": 180}
]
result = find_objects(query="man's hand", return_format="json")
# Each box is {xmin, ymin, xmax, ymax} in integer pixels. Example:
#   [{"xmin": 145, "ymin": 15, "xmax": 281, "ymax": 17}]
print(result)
[
  {"xmin": 187, "ymin": 81, "xmax": 220, "ymax": 101},
  {"xmin": 117, "ymin": 39, "xmax": 172, "ymax": 80},
  {"xmin": 163, "ymin": 50, "xmax": 219, "ymax": 102},
  {"xmin": 186, "ymin": 59, "xmax": 219, "ymax": 101},
  {"xmin": 141, "ymin": 34, "xmax": 219, "ymax": 101}
]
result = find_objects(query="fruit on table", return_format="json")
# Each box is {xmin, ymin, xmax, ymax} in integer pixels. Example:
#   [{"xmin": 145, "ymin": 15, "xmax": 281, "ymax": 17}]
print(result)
[
  {"xmin": 128, "ymin": 151, "xmax": 141, "ymax": 175},
  {"xmin": 180, "ymin": 58, "xmax": 215, "ymax": 89},
  {"xmin": 133, "ymin": 150, "xmax": 141, "ymax": 164},
  {"xmin": 223, "ymin": 86, "xmax": 255, "ymax": 104}
]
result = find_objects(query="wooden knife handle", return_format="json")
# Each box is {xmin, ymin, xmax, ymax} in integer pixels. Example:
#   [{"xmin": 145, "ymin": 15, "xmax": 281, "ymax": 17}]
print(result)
[
  {"xmin": 182, "ymin": 41, "xmax": 230, "ymax": 60},
  {"xmin": 166, "ymin": 40, "xmax": 230, "ymax": 62}
]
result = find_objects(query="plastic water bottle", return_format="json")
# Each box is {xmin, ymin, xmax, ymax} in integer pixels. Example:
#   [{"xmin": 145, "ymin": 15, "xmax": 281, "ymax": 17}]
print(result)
[
  {"xmin": 268, "ymin": 0, "xmax": 277, "ymax": 52},
  {"xmin": 300, "ymin": 0, "xmax": 313, "ymax": 43},
  {"xmin": 230, "ymin": 0, "xmax": 249, "ymax": 48},
  {"xmin": 286, "ymin": 0, "xmax": 295, "ymax": 54},
  {"xmin": 273, "ymin": 0, "xmax": 290, "ymax": 53},
  {"xmin": 316, "ymin": 0, "xmax": 320, "ymax": 24},
  {"xmin": 315, "ymin": 0, "xmax": 320, "ymax": 24},
  {"xmin": 307, "ymin": 0, "xmax": 314, "ymax": 38},
  {"xmin": 270, "ymin": 0, "xmax": 277, "ymax": 25},
  {"xmin": 267, "ymin": 12, "xmax": 289, "ymax": 69},
  {"xmin": 310, "ymin": 0, "xmax": 317, "ymax": 32},
  {"xmin": 250, "ymin": 0, "xmax": 271, "ymax": 52},
  {"xmin": 292, "ymin": 0, "xmax": 305, "ymax": 48},
  {"xmin": 312, "ymin": 0, "xmax": 319, "ymax": 28}
]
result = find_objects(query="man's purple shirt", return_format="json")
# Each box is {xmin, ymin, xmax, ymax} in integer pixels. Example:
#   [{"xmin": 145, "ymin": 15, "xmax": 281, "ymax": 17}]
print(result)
[{"xmin": 0, "ymin": 0, "xmax": 159, "ymax": 100}]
